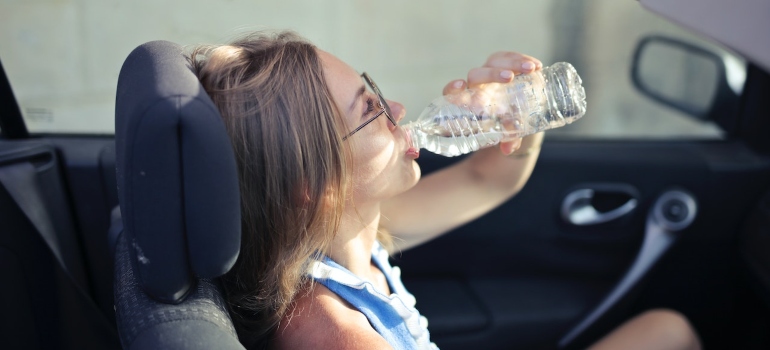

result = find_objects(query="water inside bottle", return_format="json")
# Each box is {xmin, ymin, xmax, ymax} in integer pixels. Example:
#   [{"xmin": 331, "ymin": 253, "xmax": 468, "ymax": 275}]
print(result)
[{"xmin": 410, "ymin": 120, "xmax": 506, "ymax": 157}]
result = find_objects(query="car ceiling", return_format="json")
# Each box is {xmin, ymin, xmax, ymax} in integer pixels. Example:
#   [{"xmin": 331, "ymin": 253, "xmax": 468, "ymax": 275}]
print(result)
[{"xmin": 640, "ymin": 0, "xmax": 770, "ymax": 72}]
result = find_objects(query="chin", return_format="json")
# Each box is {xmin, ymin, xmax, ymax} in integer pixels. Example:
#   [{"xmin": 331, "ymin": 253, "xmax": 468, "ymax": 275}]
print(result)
[{"xmin": 406, "ymin": 160, "xmax": 421, "ymax": 187}]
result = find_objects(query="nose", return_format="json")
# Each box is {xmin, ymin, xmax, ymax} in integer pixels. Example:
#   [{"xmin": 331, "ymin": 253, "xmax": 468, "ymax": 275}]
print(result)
[{"xmin": 387, "ymin": 99, "xmax": 406, "ymax": 131}]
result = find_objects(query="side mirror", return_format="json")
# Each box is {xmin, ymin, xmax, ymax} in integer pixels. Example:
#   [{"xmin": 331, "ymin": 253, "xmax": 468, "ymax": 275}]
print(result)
[{"xmin": 631, "ymin": 35, "xmax": 740, "ymax": 133}]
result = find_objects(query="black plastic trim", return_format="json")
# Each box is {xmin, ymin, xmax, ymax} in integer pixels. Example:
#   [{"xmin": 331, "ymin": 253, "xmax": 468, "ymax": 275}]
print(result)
[{"xmin": 0, "ymin": 58, "xmax": 29, "ymax": 139}]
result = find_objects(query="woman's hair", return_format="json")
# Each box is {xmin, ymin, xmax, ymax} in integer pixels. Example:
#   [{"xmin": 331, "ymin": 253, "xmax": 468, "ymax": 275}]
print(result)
[{"xmin": 189, "ymin": 31, "xmax": 349, "ymax": 348}]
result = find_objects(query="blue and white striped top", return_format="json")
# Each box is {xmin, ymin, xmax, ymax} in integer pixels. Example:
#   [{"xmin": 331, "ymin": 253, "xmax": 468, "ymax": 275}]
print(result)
[{"xmin": 308, "ymin": 242, "xmax": 438, "ymax": 350}]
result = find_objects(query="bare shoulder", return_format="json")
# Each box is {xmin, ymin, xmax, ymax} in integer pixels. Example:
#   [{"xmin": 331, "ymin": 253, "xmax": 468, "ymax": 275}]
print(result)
[{"xmin": 271, "ymin": 283, "xmax": 393, "ymax": 350}]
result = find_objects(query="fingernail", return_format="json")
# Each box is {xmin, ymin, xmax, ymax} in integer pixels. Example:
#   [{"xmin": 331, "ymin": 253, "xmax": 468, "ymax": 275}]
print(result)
[
  {"xmin": 499, "ymin": 70, "xmax": 513, "ymax": 80},
  {"xmin": 453, "ymin": 80, "xmax": 464, "ymax": 88},
  {"xmin": 522, "ymin": 62, "xmax": 535, "ymax": 71}
]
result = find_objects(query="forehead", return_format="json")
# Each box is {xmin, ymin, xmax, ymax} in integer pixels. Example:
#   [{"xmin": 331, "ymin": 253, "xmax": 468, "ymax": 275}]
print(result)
[{"xmin": 318, "ymin": 50, "xmax": 362, "ymax": 107}]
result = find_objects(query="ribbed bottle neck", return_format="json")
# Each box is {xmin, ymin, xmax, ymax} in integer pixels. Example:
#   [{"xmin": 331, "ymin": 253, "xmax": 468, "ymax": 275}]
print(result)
[{"xmin": 402, "ymin": 122, "xmax": 422, "ymax": 150}]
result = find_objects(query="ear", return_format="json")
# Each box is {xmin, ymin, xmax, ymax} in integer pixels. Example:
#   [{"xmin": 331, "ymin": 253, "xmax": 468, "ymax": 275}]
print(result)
[
  {"xmin": 292, "ymin": 180, "xmax": 312, "ymax": 208},
  {"xmin": 295, "ymin": 181, "xmax": 338, "ymax": 211},
  {"xmin": 320, "ymin": 185, "xmax": 339, "ymax": 210}
]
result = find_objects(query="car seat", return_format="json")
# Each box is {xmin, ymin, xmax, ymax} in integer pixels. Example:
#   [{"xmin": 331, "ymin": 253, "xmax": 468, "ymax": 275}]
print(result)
[{"xmin": 112, "ymin": 40, "xmax": 245, "ymax": 349}]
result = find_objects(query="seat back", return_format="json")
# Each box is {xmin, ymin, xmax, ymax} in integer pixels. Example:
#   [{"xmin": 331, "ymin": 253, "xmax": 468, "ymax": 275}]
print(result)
[{"xmin": 113, "ymin": 40, "xmax": 244, "ymax": 349}]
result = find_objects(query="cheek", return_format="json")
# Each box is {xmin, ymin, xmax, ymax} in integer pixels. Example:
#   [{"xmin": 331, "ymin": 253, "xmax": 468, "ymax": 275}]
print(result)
[{"xmin": 349, "ymin": 134, "xmax": 398, "ymax": 196}]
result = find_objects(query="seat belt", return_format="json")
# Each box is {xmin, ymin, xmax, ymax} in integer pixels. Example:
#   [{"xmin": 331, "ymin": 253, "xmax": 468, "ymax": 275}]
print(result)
[
  {"xmin": 0, "ymin": 161, "xmax": 70, "ymax": 274},
  {"xmin": 0, "ymin": 160, "xmax": 116, "ymax": 329}
]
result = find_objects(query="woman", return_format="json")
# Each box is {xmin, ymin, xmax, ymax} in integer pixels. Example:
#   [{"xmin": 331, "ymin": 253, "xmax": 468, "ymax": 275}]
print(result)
[{"xmin": 190, "ymin": 31, "xmax": 701, "ymax": 350}]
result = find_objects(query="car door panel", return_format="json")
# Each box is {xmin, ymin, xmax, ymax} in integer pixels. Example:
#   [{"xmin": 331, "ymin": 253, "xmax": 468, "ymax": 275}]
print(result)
[{"xmin": 399, "ymin": 140, "xmax": 770, "ymax": 349}]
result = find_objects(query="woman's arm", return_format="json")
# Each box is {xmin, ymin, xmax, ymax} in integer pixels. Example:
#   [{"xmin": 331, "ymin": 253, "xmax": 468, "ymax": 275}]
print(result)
[
  {"xmin": 382, "ymin": 131, "xmax": 542, "ymax": 251},
  {"xmin": 382, "ymin": 51, "xmax": 545, "ymax": 251}
]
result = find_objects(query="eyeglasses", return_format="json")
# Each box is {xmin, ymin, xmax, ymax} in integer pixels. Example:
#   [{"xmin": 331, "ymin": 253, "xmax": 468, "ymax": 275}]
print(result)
[{"xmin": 342, "ymin": 72, "xmax": 397, "ymax": 141}]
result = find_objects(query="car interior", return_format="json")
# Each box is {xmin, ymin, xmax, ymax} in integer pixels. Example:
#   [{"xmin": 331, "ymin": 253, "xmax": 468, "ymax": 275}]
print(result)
[{"xmin": 1, "ymin": 1, "xmax": 770, "ymax": 350}]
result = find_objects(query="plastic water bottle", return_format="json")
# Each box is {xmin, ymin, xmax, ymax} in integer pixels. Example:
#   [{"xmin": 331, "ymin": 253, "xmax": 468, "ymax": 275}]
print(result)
[{"xmin": 403, "ymin": 62, "xmax": 587, "ymax": 157}]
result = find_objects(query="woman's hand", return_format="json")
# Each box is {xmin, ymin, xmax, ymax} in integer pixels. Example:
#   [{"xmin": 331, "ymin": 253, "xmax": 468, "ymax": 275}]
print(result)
[
  {"xmin": 441, "ymin": 52, "xmax": 543, "ymax": 155},
  {"xmin": 382, "ymin": 52, "xmax": 545, "ymax": 251}
]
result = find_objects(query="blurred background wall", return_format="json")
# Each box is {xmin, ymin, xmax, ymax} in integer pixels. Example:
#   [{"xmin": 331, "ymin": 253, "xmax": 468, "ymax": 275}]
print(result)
[{"xmin": 0, "ymin": 0, "xmax": 732, "ymax": 137}]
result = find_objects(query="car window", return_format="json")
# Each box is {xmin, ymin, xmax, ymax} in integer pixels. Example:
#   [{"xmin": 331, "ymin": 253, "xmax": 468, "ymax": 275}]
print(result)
[{"xmin": 0, "ymin": 0, "xmax": 745, "ymax": 137}]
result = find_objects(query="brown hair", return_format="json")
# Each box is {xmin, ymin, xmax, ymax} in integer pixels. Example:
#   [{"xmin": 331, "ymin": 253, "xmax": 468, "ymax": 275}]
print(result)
[{"xmin": 189, "ymin": 31, "xmax": 349, "ymax": 348}]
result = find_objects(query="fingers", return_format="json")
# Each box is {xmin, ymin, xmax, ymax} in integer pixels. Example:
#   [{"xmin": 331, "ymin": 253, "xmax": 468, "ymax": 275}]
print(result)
[
  {"xmin": 484, "ymin": 51, "xmax": 543, "ymax": 74},
  {"xmin": 465, "ymin": 52, "xmax": 543, "ymax": 89},
  {"xmin": 466, "ymin": 67, "xmax": 516, "ymax": 89},
  {"xmin": 445, "ymin": 51, "xmax": 543, "ymax": 94},
  {"xmin": 442, "ymin": 79, "xmax": 467, "ymax": 96}
]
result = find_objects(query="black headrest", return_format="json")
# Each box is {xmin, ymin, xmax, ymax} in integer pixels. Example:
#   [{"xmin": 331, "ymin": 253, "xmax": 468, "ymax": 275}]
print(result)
[{"xmin": 115, "ymin": 40, "xmax": 241, "ymax": 303}]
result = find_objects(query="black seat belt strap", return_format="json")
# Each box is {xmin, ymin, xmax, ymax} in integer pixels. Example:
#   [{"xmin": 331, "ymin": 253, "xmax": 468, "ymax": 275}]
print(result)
[
  {"xmin": 0, "ymin": 161, "xmax": 108, "ymax": 317},
  {"xmin": 0, "ymin": 161, "xmax": 68, "ymax": 271},
  {"xmin": 0, "ymin": 158, "xmax": 119, "ymax": 343}
]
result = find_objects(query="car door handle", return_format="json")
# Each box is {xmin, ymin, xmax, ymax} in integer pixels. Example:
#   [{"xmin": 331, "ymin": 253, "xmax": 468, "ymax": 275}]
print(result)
[
  {"xmin": 561, "ymin": 187, "xmax": 638, "ymax": 226},
  {"xmin": 559, "ymin": 189, "xmax": 698, "ymax": 348}
]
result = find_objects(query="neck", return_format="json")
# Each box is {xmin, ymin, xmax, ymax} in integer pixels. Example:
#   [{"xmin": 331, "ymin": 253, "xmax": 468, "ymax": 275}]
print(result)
[{"xmin": 327, "ymin": 201, "xmax": 381, "ymax": 277}]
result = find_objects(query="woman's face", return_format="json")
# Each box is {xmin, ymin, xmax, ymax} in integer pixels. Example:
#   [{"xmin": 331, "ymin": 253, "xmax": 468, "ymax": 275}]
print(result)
[{"xmin": 319, "ymin": 50, "xmax": 420, "ymax": 205}]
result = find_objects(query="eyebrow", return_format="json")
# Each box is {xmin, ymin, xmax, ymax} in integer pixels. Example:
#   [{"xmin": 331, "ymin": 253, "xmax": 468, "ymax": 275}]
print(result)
[{"xmin": 348, "ymin": 85, "xmax": 366, "ymax": 114}]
